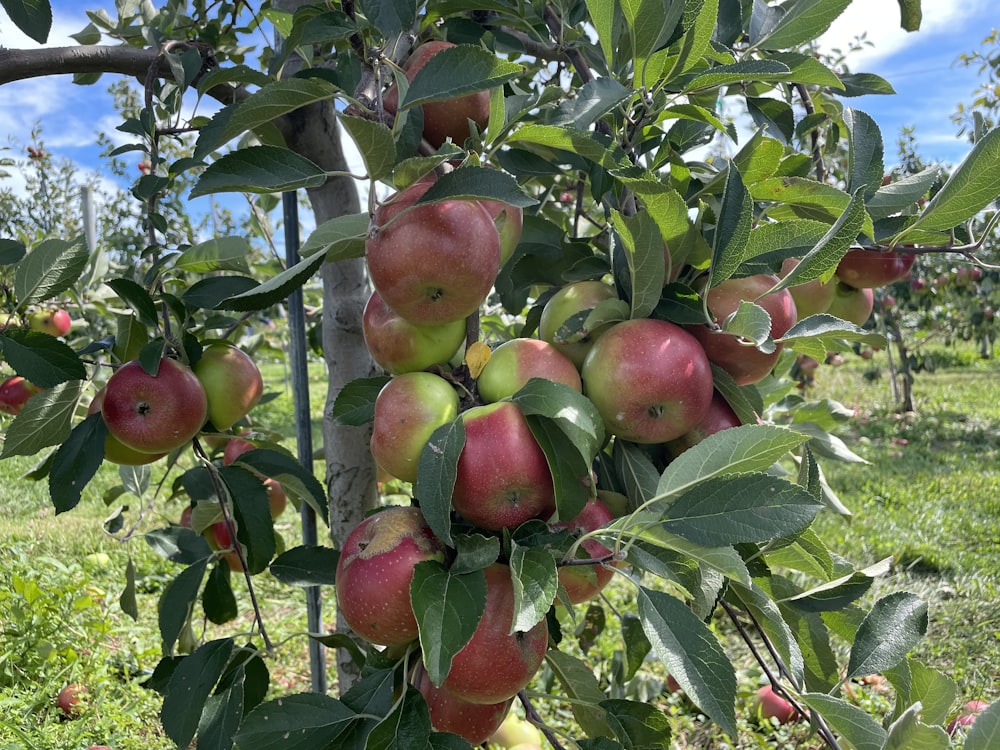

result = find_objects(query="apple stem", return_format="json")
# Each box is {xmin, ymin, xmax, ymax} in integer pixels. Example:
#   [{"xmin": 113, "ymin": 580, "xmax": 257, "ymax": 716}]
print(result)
[
  {"xmin": 556, "ymin": 552, "xmax": 616, "ymax": 568},
  {"xmin": 517, "ymin": 690, "xmax": 568, "ymax": 750}
]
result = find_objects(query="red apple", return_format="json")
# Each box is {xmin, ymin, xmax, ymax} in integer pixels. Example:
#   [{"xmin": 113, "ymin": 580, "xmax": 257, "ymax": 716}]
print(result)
[
  {"xmin": 383, "ymin": 41, "xmax": 491, "ymax": 148},
  {"xmin": 363, "ymin": 289, "xmax": 467, "ymax": 374},
  {"xmin": 208, "ymin": 521, "xmax": 245, "ymax": 573},
  {"xmin": 451, "ymin": 402, "xmax": 555, "ymax": 531},
  {"xmin": 413, "ymin": 663, "xmax": 512, "ymax": 744},
  {"xmin": 222, "ymin": 438, "xmax": 288, "ymax": 519},
  {"xmin": 481, "ymin": 200, "xmax": 524, "ymax": 266},
  {"xmin": 0, "ymin": 375, "xmax": 42, "ymax": 415},
  {"xmin": 554, "ymin": 497, "xmax": 618, "ymax": 604},
  {"xmin": 755, "ymin": 685, "xmax": 799, "ymax": 724},
  {"xmin": 442, "ymin": 563, "xmax": 549, "ymax": 704},
  {"xmin": 335, "ymin": 506, "xmax": 446, "ymax": 646},
  {"xmin": 370, "ymin": 372, "xmax": 460, "ymax": 484},
  {"xmin": 88, "ymin": 388, "xmax": 167, "ymax": 465},
  {"xmin": 57, "ymin": 683, "xmax": 87, "ymax": 718},
  {"xmin": 87, "ymin": 746, "xmax": 113, "ymax": 750},
  {"xmin": 193, "ymin": 342, "xmax": 264, "ymax": 431},
  {"xmin": 222, "ymin": 436, "xmax": 257, "ymax": 465},
  {"xmin": 477, "ymin": 338, "xmax": 582, "ymax": 403},
  {"xmin": 179, "ymin": 505, "xmax": 193, "ymax": 528},
  {"xmin": 947, "ymin": 700, "xmax": 989, "ymax": 735},
  {"xmin": 826, "ymin": 281, "xmax": 874, "ymax": 327},
  {"xmin": 581, "ymin": 318, "xmax": 714, "ymax": 444},
  {"xmin": 366, "ymin": 180, "xmax": 501, "ymax": 325},
  {"xmin": 27, "ymin": 307, "xmax": 71, "ymax": 336},
  {"xmin": 835, "ymin": 250, "xmax": 915, "ymax": 288},
  {"xmin": 688, "ymin": 274, "xmax": 797, "ymax": 386},
  {"xmin": 779, "ymin": 257, "xmax": 835, "ymax": 320},
  {"xmin": 538, "ymin": 280, "xmax": 619, "ymax": 368},
  {"xmin": 665, "ymin": 390, "xmax": 742, "ymax": 458},
  {"xmin": 102, "ymin": 358, "xmax": 208, "ymax": 454}
]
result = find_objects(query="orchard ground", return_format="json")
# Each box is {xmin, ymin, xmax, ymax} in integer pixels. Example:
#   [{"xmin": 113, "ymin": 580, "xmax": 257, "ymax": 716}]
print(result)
[{"xmin": 0, "ymin": 346, "xmax": 998, "ymax": 749}]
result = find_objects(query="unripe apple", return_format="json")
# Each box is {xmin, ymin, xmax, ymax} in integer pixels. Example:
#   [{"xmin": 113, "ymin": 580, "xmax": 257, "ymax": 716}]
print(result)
[
  {"xmin": 102, "ymin": 358, "xmax": 208, "ymax": 454},
  {"xmin": 835, "ymin": 249, "xmax": 915, "ymax": 288},
  {"xmin": 362, "ymin": 290, "xmax": 467, "ymax": 375},
  {"xmin": 582, "ymin": 318, "xmax": 714, "ymax": 444},
  {"xmin": 665, "ymin": 391, "xmax": 742, "ymax": 458},
  {"xmin": 335, "ymin": 506, "xmax": 446, "ymax": 646},
  {"xmin": 57, "ymin": 683, "xmax": 87, "ymax": 718},
  {"xmin": 442, "ymin": 563, "xmax": 549, "ymax": 704},
  {"xmin": 778, "ymin": 257, "xmax": 835, "ymax": 320},
  {"xmin": 554, "ymin": 497, "xmax": 618, "ymax": 604},
  {"xmin": 947, "ymin": 700, "xmax": 989, "ymax": 735},
  {"xmin": 366, "ymin": 180, "xmax": 501, "ymax": 325},
  {"xmin": 539, "ymin": 280, "xmax": 619, "ymax": 368},
  {"xmin": 88, "ymin": 388, "xmax": 166, "ymax": 465},
  {"xmin": 193, "ymin": 342, "xmax": 264, "ymax": 431},
  {"xmin": 370, "ymin": 372, "xmax": 460, "ymax": 484},
  {"xmin": 826, "ymin": 281, "xmax": 874, "ymax": 327},
  {"xmin": 477, "ymin": 338, "xmax": 582, "ymax": 403},
  {"xmin": 27, "ymin": 307, "xmax": 71, "ymax": 337},
  {"xmin": 0, "ymin": 375, "xmax": 43, "ymax": 415},
  {"xmin": 413, "ymin": 663, "xmax": 512, "ymax": 744},
  {"xmin": 452, "ymin": 402, "xmax": 555, "ymax": 531},
  {"xmin": 489, "ymin": 711, "xmax": 544, "ymax": 748}
]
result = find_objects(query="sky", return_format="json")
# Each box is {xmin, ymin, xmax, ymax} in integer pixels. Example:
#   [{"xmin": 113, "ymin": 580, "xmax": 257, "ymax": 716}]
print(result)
[{"xmin": 0, "ymin": 0, "xmax": 997, "ymax": 224}]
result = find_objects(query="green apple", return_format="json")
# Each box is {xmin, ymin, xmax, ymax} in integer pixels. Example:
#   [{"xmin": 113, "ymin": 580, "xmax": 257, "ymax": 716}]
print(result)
[
  {"xmin": 779, "ymin": 257, "xmax": 835, "ymax": 320},
  {"xmin": 362, "ymin": 290, "xmax": 466, "ymax": 375},
  {"xmin": 826, "ymin": 280, "xmax": 874, "ymax": 326},
  {"xmin": 477, "ymin": 338, "xmax": 582, "ymax": 403},
  {"xmin": 539, "ymin": 281, "xmax": 619, "ymax": 368},
  {"xmin": 489, "ymin": 711, "xmax": 543, "ymax": 748},
  {"xmin": 194, "ymin": 342, "xmax": 264, "ymax": 431}
]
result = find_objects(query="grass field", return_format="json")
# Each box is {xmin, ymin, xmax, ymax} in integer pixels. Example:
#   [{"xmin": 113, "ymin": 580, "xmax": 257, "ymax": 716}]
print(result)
[{"xmin": 0, "ymin": 346, "xmax": 997, "ymax": 748}]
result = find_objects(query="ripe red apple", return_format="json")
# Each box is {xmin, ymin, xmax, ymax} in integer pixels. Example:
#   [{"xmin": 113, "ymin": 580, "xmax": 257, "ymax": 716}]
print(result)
[
  {"xmin": 688, "ymin": 274, "xmax": 797, "ymax": 386},
  {"xmin": 413, "ymin": 663, "xmax": 513, "ymax": 744},
  {"xmin": 755, "ymin": 685, "xmax": 799, "ymax": 724},
  {"xmin": 208, "ymin": 521, "xmax": 245, "ymax": 572},
  {"xmin": 826, "ymin": 281, "xmax": 874, "ymax": 327},
  {"xmin": 665, "ymin": 390, "xmax": 742, "ymax": 458},
  {"xmin": 88, "ymin": 388, "xmax": 166, "ymax": 465},
  {"xmin": 477, "ymin": 338, "xmax": 582, "ymax": 403},
  {"xmin": 193, "ymin": 342, "xmax": 264, "ymax": 430},
  {"xmin": 481, "ymin": 200, "xmax": 524, "ymax": 266},
  {"xmin": 538, "ymin": 280, "xmax": 619, "ymax": 368},
  {"xmin": 370, "ymin": 372, "xmax": 460, "ymax": 483},
  {"xmin": 442, "ymin": 563, "xmax": 549, "ymax": 704},
  {"xmin": 554, "ymin": 497, "xmax": 617, "ymax": 604},
  {"xmin": 947, "ymin": 700, "xmax": 989, "ymax": 735},
  {"xmin": 57, "ymin": 683, "xmax": 87, "ymax": 718},
  {"xmin": 835, "ymin": 249, "xmax": 916, "ymax": 288},
  {"xmin": 27, "ymin": 307, "xmax": 71, "ymax": 336},
  {"xmin": 102, "ymin": 358, "xmax": 208, "ymax": 454},
  {"xmin": 451, "ymin": 402, "xmax": 555, "ymax": 531},
  {"xmin": 383, "ymin": 41, "xmax": 491, "ymax": 148},
  {"xmin": 366, "ymin": 180, "xmax": 501, "ymax": 325},
  {"xmin": 222, "ymin": 436, "xmax": 257, "ymax": 465},
  {"xmin": 221, "ymin": 438, "xmax": 288, "ymax": 518},
  {"xmin": 778, "ymin": 258, "xmax": 835, "ymax": 320},
  {"xmin": 0, "ymin": 375, "xmax": 42, "ymax": 415},
  {"xmin": 335, "ymin": 506, "xmax": 446, "ymax": 646},
  {"xmin": 362, "ymin": 289, "xmax": 467, "ymax": 374},
  {"xmin": 581, "ymin": 318, "xmax": 714, "ymax": 444}
]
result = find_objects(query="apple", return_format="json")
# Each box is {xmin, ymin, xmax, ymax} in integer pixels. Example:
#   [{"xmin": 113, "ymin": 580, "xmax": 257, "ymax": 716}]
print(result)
[
  {"xmin": 222, "ymin": 436, "xmax": 257, "ymax": 466},
  {"xmin": 688, "ymin": 274, "xmax": 797, "ymax": 386},
  {"xmin": 366, "ymin": 180, "xmax": 501, "ymax": 325},
  {"xmin": 581, "ymin": 318, "xmax": 714, "ymax": 444},
  {"xmin": 87, "ymin": 388, "xmax": 166, "ymax": 465},
  {"xmin": 451, "ymin": 402, "xmax": 555, "ymax": 531},
  {"xmin": 476, "ymin": 338, "xmax": 582, "ymax": 403},
  {"xmin": 221, "ymin": 438, "xmax": 288, "ymax": 518},
  {"xmin": 554, "ymin": 497, "xmax": 618, "ymax": 604},
  {"xmin": 335, "ymin": 506, "xmax": 446, "ymax": 646},
  {"xmin": 102, "ymin": 358, "xmax": 208, "ymax": 454},
  {"xmin": 413, "ymin": 663, "xmax": 513, "ymax": 744},
  {"xmin": 179, "ymin": 505, "xmax": 193, "ymax": 528},
  {"xmin": 442, "ymin": 563, "xmax": 549, "ymax": 704},
  {"xmin": 538, "ymin": 280, "xmax": 619, "ymax": 368},
  {"xmin": 193, "ymin": 342, "xmax": 264, "ymax": 430},
  {"xmin": 755, "ymin": 685, "xmax": 799, "ymax": 724},
  {"xmin": 947, "ymin": 700, "xmax": 989, "ymax": 735},
  {"xmin": 489, "ymin": 711, "xmax": 544, "ymax": 748},
  {"xmin": 208, "ymin": 520, "xmax": 245, "ymax": 572},
  {"xmin": 826, "ymin": 280, "xmax": 874, "ymax": 327},
  {"xmin": 778, "ymin": 257, "xmax": 835, "ymax": 320},
  {"xmin": 835, "ymin": 249, "xmax": 916, "ymax": 288},
  {"xmin": 370, "ymin": 372, "xmax": 460, "ymax": 483},
  {"xmin": 665, "ymin": 390, "xmax": 742, "ymax": 458},
  {"xmin": 363, "ymin": 289, "xmax": 467, "ymax": 374},
  {"xmin": 87, "ymin": 746, "xmax": 113, "ymax": 750},
  {"xmin": 481, "ymin": 200, "xmax": 524, "ymax": 266},
  {"xmin": 27, "ymin": 307, "xmax": 71, "ymax": 336},
  {"xmin": 57, "ymin": 683, "xmax": 87, "ymax": 718},
  {"xmin": 383, "ymin": 41, "xmax": 490, "ymax": 148},
  {"xmin": 0, "ymin": 375, "xmax": 42, "ymax": 415}
]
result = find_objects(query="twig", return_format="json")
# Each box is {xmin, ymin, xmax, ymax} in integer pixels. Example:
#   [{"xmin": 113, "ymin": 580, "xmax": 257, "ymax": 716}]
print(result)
[
  {"xmin": 518, "ymin": 690, "xmax": 568, "ymax": 750},
  {"xmin": 795, "ymin": 83, "xmax": 826, "ymax": 183}
]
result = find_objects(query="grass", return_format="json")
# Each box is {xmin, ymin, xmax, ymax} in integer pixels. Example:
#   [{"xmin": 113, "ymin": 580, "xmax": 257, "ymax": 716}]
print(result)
[{"xmin": 0, "ymin": 345, "xmax": 998, "ymax": 748}]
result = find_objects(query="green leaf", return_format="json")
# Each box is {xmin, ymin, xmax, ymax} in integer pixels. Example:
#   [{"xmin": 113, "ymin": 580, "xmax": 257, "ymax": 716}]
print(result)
[
  {"xmin": 410, "ymin": 561, "xmax": 487, "ymax": 687},
  {"xmin": 402, "ymin": 45, "xmax": 524, "ymax": 108},
  {"xmin": 838, "ymin": 72, "xmax": 896, "ymax": 97},
  {"xmin": 613, "ymin": 440, "xmax": 660, "ymax": 507},
  {"xmin": 784, "ymin": 567, "xmax": 877, "ymax": 612},
  {"xmin": 120, "ymin": 557, "xmax": 139, "ymax": 621},
  {"xmin": 897, "ymin": 0, "xmax": 922, "ymax": 31},
  {"xmin": 622, "ymin": 0, "xmax": 683, "ymax": 73},
  {"xmin": 777, "ymin": 313, "xmax": 886, "ymax": 362},
  {"xmin": 526, "ymin": 414, "xmax": 592, "ymax": 523},
  {"xmin": 902, "ymin": 660, "xmax": 957, "ymax": 726},
  {"xmin": 610, "ymin": 209, "xmax": 664, "ymax": 320},
  {"xmin": 196, "ymin": 667, "xmax": 245, "ymax": 750},
  {"xmin": 619, "ymin": 614, "xmax": 652, "ymax": 683},
  {"xmin": 551, "ymin": 77, "xmax": 632, "ymax": 130},
  {"xmin": 584, "ymin": 0, "xmax": 616, "ymax": 66},
  {"xmin": 173, "ymin": 237, "xmax": 252, "ymax": 274},
  {"xmin": 14, "ymin": 236, "xmax": 89, "ymax": 306},
  {"xmin": 656, "ymin": 424, "xmax": 809, "ymax": 499},
  {"xmin": 235, "ymin": 448, "xmax": 328, "ymax": 526},
  {"xmin": 846, "ymin": 592, "xmax": 928, "ymax": 681},
  {"xmin": 0, "ymin": 328, "xmax": 86, "ymax": 386},
  {"xmin": 882, "ymin": 703, "xmax": 950, "ymax": 750},
  {"xmin": 637, "ymin": 587, "xmax": 737, "ymax": 739},
  {"xmin": 145, "ymin": 526, "xmax": 213, "ymax": 566},
  {"xmin": 366, "ymin": 685, "xmax": 432, "ymax": 750},
  {"xmin": 415, "ymin": 418, "xmax": 465, "ymax": 548},
  {"xmin": 107, "ymin": 278, "xmax": 159, "ymax": 326},
  {"xmin": 866, "ymin": 167, "xmax": 939, "ymax": 220},
  {"xmin": 221, "ymin": 466, "xmax": 275, "ymax": 574},
  {"xmin": 331, "ymin": 376, "xmax": 391, "ymax": 427},
  {"xmin": 506, "ymin": 124, "xmax": 627, "ymax": 170},
  {"xmin": 798, "ymin": 693, "xmax": 886, "ymax": 750},
  {"xmin": 183, "ymin": 276, "xmax": 259, "ymax": 310},
  {"xmin": 1, "ymin": 0, "xmax": 52, "ymax": 43},
  {"xmin": 358, "ymin": 0, "xmax": 415, "ymax": 36},
  {"xmin": 219, "ymin": 78, "xmax": 338, "ymax": 145},
  {"xmin": 299, "ymin": 211, "xmax": 369, "ymax": 261},
  {"xmin": 216, "ymin": 252, "xmax": 324, "ymax": 312},
  {"xmin": 733, "ymin": 129, "xmax": 785, "ymax": 186},
  {"xmin": 339, "ymin": 115, "xmax": 395, "ymax": 182},
  {"xmin": 623, "ymin": 526, "xmax": 751, "ymax": 585},
  {"xmin": 513, "ymin": 378, "xmax": 605, "ymax": 460},
  {"xmin": 269, "ymin": 545, "xmax": 340, "ymax": 586},
  {"xmin": 846, "ymin": 109, "xmax": 884, "ymax": 199},
  {"xmin": 417, "ymin": 166, "xmax": 537, "ymax": 208},
  {"xmin": 0, "ymin": 379, "xmax": 82, "ymax": 459},
  {"xmin": 234, "ymin": 692, "xmax": 357, "ymax": 749},
  {"xmin": 450, "ymin": 533, "xmax": 499, "ymax": 574},
  {"xmin": 966, "ymin": 700, "xmax": 1000, "ymax": 750},
  {"xmin": 203, "ymin": 562, "xmax": 238, "ymax": 625},
  {"xmin": 161, "ymin": 638, "xmax": 235, "ymax": 748},
  {"xmin": 509, "ymin": 541, "xmax": 558, "ymax": 633},
  {"xmin": 683, "ymin": 60, "xmax": 791, "ymax": 92},
  {"xmin": 0, "ymin": 238, "xmax": 26, "ymax": 265},
  {"xmin": 190, "ymin": 146, "xmax": 327, "ymax": 198},
  {"xmin": 720, "ymin": 300, "xmax": 773, "ymax": 348},
  {"xmin": 48, "ymin": 413, "xmax": 105, "ymax": 514},
  {"xmin": 764, "ymin": 51, "xmax": 845, "ymax": 90},
  {"xmin": 601, "ymin": 698, "xmax": 672, "ymax": 747},
  {"xmin": 158, "ymin": 559, "xmax": 209, "ymax": 655},
  {"xmin": 710, "ymin": 165, "xmax": 753, "ymax": 287},
  {"xmin": 896, "ymin": 127, "xmax": 1000, "ymax": 239},
  {"xmin": 545, "ymin": 650, "xmax": 615, "ymax": 738},
  {"xmin": 729, "ymin": 581, "xmax": 804, "ymax": 686},
  {"xmin": 751, "ymin": 0, "xmax": 851, "ymax": 50}
]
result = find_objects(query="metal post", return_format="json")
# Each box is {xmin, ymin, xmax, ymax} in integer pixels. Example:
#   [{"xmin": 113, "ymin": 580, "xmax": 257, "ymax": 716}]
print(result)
[
  {"xmin": 81, "ymin": 185, "xmax": 96, "ymax": 253},
  {"xmin": 282, "ymin": 190, "xmax": 327, "ymax": 694}
]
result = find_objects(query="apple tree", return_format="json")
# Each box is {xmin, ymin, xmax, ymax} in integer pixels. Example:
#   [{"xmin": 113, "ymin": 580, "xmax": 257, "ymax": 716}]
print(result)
[{"xmin": 3, "ymin": 0, "xmax": 1000, "ymax": 748}]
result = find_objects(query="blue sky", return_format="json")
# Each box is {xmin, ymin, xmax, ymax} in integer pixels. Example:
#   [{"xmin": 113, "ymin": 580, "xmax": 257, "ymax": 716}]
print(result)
[{"xmin": 0, "ymin": 0, "xmax": 997, "ymax": 209}]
